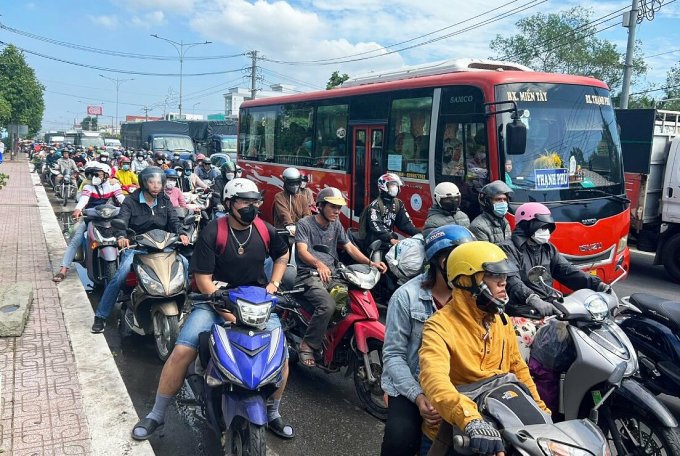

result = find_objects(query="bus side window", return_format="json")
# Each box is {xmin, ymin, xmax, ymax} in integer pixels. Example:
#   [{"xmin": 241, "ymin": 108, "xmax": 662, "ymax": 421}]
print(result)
[
  {"xmin": 387, "ymin": 95, "xmax": 432, "ymax": 178},
  {"xmin": 240, "ymin": 107, "xmax": 276, "ymax": 162},
  {"xmin": 276, "ymin": 104, "xmax": 314, "ymax": 167},
  {"xmin": 315, "ymin": 104, "xmax": 349, "ymax": 171}
]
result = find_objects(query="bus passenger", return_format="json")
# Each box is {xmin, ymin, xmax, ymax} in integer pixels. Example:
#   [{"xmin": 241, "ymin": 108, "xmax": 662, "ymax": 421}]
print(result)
[
  {"xmin": 469, "ymin": 180, "xmax": 513, "ymax": 245},
  {"xmin": 423, "ymin": 182, "xmax": 470, "ymax": 237}
]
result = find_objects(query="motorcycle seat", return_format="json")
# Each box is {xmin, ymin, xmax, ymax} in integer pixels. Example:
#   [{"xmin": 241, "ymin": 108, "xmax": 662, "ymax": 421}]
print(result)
[{"xmin": 629, "ymin": 293, "xmax": 680, "ymax": 330}]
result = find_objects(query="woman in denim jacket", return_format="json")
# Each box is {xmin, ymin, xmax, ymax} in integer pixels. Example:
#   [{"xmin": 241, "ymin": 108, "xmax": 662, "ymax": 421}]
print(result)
[{"xmin": 381, "ymin": 225, "xmax": 475, "ymax": 456}]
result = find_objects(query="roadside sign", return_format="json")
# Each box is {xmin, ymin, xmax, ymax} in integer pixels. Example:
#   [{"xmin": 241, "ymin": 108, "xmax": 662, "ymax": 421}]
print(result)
[{"xmin": 87, "ymin": 105, "xmax": 103, "ymax": 116}]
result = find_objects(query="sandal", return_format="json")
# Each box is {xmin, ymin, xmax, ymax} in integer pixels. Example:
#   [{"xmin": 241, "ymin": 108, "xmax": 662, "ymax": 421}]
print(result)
[
  {"xmin": 298, "ymin": 348, "xmax": 316, "ymax": 367},
  {"xmin": 131, "ymin": 417, "xmax": 164, "ymax": 441},
  {"xmin": 52, "ymin": 272, "xmax": 66, "ymax": 283},
  {"xmin": 268, "ymin": 417, "xmax": 295, "ymax": 439}
]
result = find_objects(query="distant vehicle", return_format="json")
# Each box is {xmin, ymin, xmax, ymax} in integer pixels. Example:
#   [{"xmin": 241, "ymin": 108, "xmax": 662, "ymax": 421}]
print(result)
[
  {"xmin": 45, "ymin": 131, "xmax": 66, "ymax": 145},
  {"xmin": 75, "ymin": 131, "xmax": 105, "ymax": 149},
  {"xmin": 120, "ymin": 121, "xmax": 195, "ymax": 159},
  {"xmin": 104, "ymin": 138, "xmax": 122, "ymax": 149},
  {"xmin": 64, "ymin": 131, "xmax": 77, "ymax": 145},
  {"xmin": 209, "ymin": 153, "xmax": 232, "ymax": 169},
  {"xmin": 186, "ymin": 120, "xmax": 238, "ymax": 160}
]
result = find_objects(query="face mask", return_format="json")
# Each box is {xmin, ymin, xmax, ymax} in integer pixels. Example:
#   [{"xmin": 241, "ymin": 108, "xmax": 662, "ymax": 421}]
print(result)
[
  {"xmin": 122, "ymin": 165, "xmax": 130, "ymax": 171},
  {"xmin": 173, "ymin": 156, "xmax": 180, "ymax": 161},
  {"xmin": 225, "ymin": 172, "xmax": 235, "ymax": 181},
  {"xmin": 185, "ymin": 169, "xmax": 192, "ymax": 175},
  {"xmin": 166, "ymin": 181, "xmax": 176, "ymax": 189},
  {"xmin": 99, "ymin": 157, "xmax": 108, "ymax": 163},
  {"xmin": 237, "ymin": 204, "xmax": 257, "ymax": 224},
  {"xmin": 136, "ymin": 157, "xmax": 144, "ymax": 161},
  {"xmin": 439, "ymin": 198, "xmax": 459, "ymax": 213},
  {"xmin": 91, "ymin": 176, "xmax": 103, "ymax": 186},
  {"xmin": 387, "ymin": 185, "xmax": 399, "ymax": 198},
  {"xmin": 285, "ymin": 184, "xmax": 300, "ymax": 194},
  {"xmin": 492, "ymin": 201, "xmax": 508, "ymax": 217},
  {"xmin": 300, "ymin": 180, "xmax": 307, "ymax": 189},
  {"xmin": 177, "ymin": 170, "xmax": 183, "ymax": 176},
  {"xmin": 531, "ymin": 228, "xmax": 551, "ymax": 244}
]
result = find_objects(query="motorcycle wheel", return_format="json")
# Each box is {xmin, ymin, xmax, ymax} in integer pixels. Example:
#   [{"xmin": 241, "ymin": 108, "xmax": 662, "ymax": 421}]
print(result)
[
  {"xmin": 350, "ymin": 340, "xmax": 387, "ymax": 421},
  {"xmin": 228, "ymin": 416, "xmax": 266, "ymax": 456},
  {"xmin": 62, "ymin": 185, "xmax": 69, "ymax": 206},
  {"xmin": 153, "ymin": 312, "xmax": 179, "ymax": 362},
  {"xmin": 118, "ymin": 306, "xmax": 133, "ymax": 339},
  {"xmin": 101, "ymin": 260, "xmax": 117, "ymax": 286},
  {"xmin": 607, "ymin": 407, "xmax": 680, "ymax": 455}
]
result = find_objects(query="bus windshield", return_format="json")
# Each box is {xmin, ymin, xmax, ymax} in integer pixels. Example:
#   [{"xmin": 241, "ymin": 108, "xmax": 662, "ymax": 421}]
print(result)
[
  {"xmin": 80, "ymin": 136, "xmax": 105, "ymax": 148},
  {"xmin": 153, "ymin": 136, "xmax": 195, "ymax": 152},
  {"xmin": 496, "ymin": 83, "xmax": 624, "ymax": 202},
  {"xmin": 220, "ymin": 136, "xmax": 237, "ymax": 152}
]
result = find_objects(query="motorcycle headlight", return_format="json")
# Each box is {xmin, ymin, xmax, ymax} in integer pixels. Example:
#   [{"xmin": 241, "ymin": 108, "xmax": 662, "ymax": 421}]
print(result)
[
  {"xmin": 235, "ymin": 299, "xmax": 272, "ymax": 328},
  {"xmin": 538, "ymin": 439, "xmax": 592, "ymax": 456},
  {"xmin": 584, "ymin": 294, "xmax": 609, "ymax": 322},
  {"xmin": 136, "ymin": 265, "xmax": 165, "ymax": 295},
  {"xmin": 167, "ymin": 261, "xmax": 185, "ymax": 295}
]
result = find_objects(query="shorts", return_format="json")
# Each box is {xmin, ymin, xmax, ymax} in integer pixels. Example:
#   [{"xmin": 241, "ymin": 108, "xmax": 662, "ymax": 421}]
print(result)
[{"xmin": 176, "ymin": 303, "xmax": 285, "ymax": 357}]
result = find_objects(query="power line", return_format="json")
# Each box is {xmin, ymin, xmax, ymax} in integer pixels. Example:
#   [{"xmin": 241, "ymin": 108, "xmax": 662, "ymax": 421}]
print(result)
[
  {"xmin": 631, "ymin": 83, "xmax": 680, "ymax": 95},
  {"xmin": 643, "ymin": 48, "xmax": 680, "ymax": 59},
  {"xmin": 0, "ymin": 22, "xmax": 245, "ymax": 61},
  {"xmin": 0, "ymin": 40, "xmax": 246, "ymax": 77},
  {"xmin": 43, "ymin": 89, "xmax": 147, "ymax": 107},
  {"xmin": 259, "ymin": 67, "xmax": 324, "ymax": 90}
]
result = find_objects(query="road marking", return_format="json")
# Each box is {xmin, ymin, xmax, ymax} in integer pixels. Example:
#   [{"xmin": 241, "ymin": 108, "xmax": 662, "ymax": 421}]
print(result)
[{"xmin": 630, "ymin": 248, "xmax": 656, "ymax": 258}]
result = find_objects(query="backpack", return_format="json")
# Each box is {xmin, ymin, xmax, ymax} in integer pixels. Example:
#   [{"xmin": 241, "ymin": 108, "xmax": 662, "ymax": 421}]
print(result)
[
  {"xmin": 356, "ymin": 197, "xmax": 403, "ymax": 241},
  {"xmin": 216, "ymin": 215, "xmax": 270, "ymax": 255}
]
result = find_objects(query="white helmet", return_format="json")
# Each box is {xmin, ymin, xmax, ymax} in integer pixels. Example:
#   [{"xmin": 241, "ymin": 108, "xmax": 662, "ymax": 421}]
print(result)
[
  {"xmin": 282, "ymin": 167, "xmax": 301, "ymax": 183},
  {"xmin": 433, "ymin": 182, "xmax": 461, "ymax": 209},
  {"xmin": 377, "ymin": 172, "xmax": 403, "ymax": 193},
  {"xmin": 223, "ymin": 177, "xmax": 262, "ymax": 201}
]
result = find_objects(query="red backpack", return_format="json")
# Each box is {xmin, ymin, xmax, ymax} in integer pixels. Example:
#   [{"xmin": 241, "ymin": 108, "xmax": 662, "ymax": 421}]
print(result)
[{"xmin": 216, "ymin": 215, "xmax": 270, "ymax": 255}]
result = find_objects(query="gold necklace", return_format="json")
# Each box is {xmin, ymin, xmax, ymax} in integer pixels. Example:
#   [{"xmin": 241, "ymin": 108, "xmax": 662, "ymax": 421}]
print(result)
[{"xmin": 229, "ymin": 224, "xmax": 252, "ymax": 255}]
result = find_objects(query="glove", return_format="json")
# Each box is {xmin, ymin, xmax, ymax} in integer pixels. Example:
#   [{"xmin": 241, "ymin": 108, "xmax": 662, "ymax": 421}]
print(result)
[
  {"xmin": 597, "ymin": 282, "xmax": 612, "ymax": 294},
  {"xmin": 464, "ymin": 419, "xmax": 504, "ymax": 454},
  {"xmin": 527, "ymin": 294, "xmax": 556, "ymax": 317}
]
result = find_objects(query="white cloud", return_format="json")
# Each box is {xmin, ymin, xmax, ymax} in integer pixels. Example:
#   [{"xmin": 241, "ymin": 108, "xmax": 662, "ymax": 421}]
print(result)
[
  {"xmin": 130, "ymin": 10, "xmax": 166, "ymax": 28},
  {"xmin": 89, "ymin": 14, "xmax": 119, "ymax": 30}
]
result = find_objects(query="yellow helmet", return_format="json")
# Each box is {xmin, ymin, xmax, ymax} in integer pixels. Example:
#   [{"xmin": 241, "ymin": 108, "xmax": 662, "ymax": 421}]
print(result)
[{"xmin": 446, "ymin": 241, "xmax": 517, "ymax": 287}]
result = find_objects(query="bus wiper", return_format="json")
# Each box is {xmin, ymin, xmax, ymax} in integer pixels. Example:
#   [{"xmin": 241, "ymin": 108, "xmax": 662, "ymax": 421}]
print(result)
[{"xmin": 580, "ymin": 188, "xmax": 629, "ymax": 204}]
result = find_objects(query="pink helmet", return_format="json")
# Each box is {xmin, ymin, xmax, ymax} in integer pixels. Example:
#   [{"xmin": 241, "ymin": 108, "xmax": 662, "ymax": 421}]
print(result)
[{"xmin": 515, "ymin": 202, "xmax": 555, "ymax": 231}]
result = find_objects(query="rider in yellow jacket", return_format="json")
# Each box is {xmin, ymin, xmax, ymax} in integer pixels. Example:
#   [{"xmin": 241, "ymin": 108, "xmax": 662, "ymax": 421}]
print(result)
[{"xmin": 114, "ymin": 157, "xmax": 139, "ymax": 194}]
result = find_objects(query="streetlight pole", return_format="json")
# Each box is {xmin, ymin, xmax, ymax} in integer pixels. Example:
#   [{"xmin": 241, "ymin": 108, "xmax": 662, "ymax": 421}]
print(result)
[
  {"xmin": 99, "ymin": 74, "xmax": 134, "ymax": 135},
  {"xmin": 192, "ymin": 102, "xmax": 201, "ymax": 115},
  {"xmin": 150, "ymin": 34, "xmax": 211, "ymax": 118}
]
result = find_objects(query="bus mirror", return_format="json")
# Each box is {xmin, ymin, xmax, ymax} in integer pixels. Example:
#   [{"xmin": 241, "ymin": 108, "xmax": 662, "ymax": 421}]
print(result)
[{"xmin": 506, "ymin": 118, "xmax": 527, "ymax": 155}]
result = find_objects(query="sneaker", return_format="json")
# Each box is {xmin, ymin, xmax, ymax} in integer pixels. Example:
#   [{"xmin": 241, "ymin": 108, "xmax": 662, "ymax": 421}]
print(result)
[{"xmin": 91, "ymin": 317, "xmax": 106, "ymax": 333}]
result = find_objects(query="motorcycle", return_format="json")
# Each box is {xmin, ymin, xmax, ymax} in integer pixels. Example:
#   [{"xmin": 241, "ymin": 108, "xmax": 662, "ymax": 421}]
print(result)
[
  {"xmin": 615, "ymin": 292, "xmax": 680, "ymax": 398},
  {"xmin": 48, "ymin": 166, "xmax": 61, "ymax": 191},
  {"xmin": 525, "ymin": 265, "xmax": 680, "ymax": 455},
  {"xmin": 183, "ymin": 287, "xmax": 296, "ymax": 456},
  {"xmin": 59, "ymin": 169, "xmax": 78, "ymax": 206},
  {"xmin": 111, "ymin": 220, "xmax": 190, "ymax": 362},
  {"xmin": 276, "ymin": 241, "xmax": 388, "ymax": 420},
  {"xmin": 77, "ymin": 204, "xmax": 120, "ymax": 288}
]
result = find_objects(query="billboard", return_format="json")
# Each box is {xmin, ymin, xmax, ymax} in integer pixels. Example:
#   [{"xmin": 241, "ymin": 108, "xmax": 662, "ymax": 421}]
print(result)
[{"xmin": 87, "ymin": 105, "xmax": 103, "ymax": 116}]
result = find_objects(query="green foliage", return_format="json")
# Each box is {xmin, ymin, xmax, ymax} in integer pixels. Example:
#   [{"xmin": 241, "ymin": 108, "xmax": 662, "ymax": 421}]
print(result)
[
  {"xmin": 658, "ymin": 64, "xmax": 680, "ymax": 111},
  {"xmin": 0, "ymin": 44, "xmax": 45, "ymax": 135},
  {"xmin": 326, "ymin": 71, "xmax": 349, "ymax": 90},
  {"xmin": 81, "ymin": 116, "xmax": 98, "ymax": 131},
  {"xmin": 489, "ymin": 7, "xmax": 646, "ymax": 93},
  {"xmin": 0, "ymin": 173, "xmax": 9, "ymax": 190}
]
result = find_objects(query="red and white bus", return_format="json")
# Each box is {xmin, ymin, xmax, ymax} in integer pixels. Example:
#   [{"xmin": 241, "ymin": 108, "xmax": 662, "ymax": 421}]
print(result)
[{"xmin": 238, "ymin": 59, "xmax": 629, "ymax": 282}]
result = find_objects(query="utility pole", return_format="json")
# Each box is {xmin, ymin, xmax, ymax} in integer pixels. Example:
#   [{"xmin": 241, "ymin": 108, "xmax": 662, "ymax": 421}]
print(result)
[
  {"xmin": 142, "ymin": 106, "xmax": 151, "ymax": 121},
  {"xmin": 151, "ymin": 34, "xmax": 212, "ymax": 118},
  {"xmin": 249, "ymin": 50, "xmax": 258, "ymax": 100},
  {"xmin": 100, "ymin": 74, "xmax": 134, "ymax": 135},
  {"xmin": 620, "ymin": 0, "xmax": 664, "ymax": 108}
]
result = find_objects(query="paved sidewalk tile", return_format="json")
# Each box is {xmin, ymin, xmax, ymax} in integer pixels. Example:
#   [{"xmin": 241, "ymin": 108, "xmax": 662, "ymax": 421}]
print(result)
[{"xmin": 0, "ymin": 158, "xmax": 91, "ymax": 455}]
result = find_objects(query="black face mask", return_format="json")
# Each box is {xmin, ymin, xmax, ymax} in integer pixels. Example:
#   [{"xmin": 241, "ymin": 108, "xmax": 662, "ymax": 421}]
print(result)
[
  {"xmin": 439, "ymin": 198, "xmax": 459, "ymax": 213},
  {"xmin": 237, "ymin": 204, "xmax": 258, "ymax": 224},
  {"xmin": 285, "ymin": 183, "xmax": 300, "ymax": 194},
  {"xmin": 443, "ymin": 154, "xmax": 453, "ymax": 163}
]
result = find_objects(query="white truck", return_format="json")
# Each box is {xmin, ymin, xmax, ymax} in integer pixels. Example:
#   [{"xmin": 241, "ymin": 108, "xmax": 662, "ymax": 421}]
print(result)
[{"xmin": 617, "ymin": 109, "xmax": 680, "ymax": 282}]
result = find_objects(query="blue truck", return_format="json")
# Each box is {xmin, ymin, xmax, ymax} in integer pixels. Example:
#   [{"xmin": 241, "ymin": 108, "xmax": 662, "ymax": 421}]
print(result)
[{"xmin": 120, "ymin": 121, "xmax": 195, "ymax": 159}]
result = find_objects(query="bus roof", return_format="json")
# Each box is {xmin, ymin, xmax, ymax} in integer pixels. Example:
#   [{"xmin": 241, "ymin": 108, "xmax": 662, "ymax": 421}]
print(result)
[{"xmin": 241, "ymin": 70, "xmax": 609, "ymax": 109}]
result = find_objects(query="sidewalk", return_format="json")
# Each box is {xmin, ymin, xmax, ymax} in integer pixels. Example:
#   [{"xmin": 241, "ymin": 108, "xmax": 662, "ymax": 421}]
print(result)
[{"xmin": 0, "ymin": 156, "xmax": 153, "ymax": 455}]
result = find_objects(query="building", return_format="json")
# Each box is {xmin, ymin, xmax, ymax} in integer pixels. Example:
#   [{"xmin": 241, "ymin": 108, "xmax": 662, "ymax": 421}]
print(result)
[
  {"xmin": 223, "ymin": 84, "xmax": 297, "ymax": 117},
  {"xmin": 125, "ymin": 115, "xmax": 164, "ymax": 122},
  {"xmin": 165, "ymin": 113, "xmax": 204, "ymax": 121}
]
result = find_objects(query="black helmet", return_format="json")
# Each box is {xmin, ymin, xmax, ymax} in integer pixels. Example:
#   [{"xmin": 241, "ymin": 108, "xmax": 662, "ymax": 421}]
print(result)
[
  {"xmin": 181, "ymin": 159, "xmax": 193, "ymax": 171},
  {"xmin": 221, "ymin": 161, "xmax": 236, "ymax": 179},
  {"xmin": 138, "ymin": 166, "xmax": 166, "ymax": 193},
  {"xmin": 479, "ymin": 180, "xmax": 513, "ymax": 212}
]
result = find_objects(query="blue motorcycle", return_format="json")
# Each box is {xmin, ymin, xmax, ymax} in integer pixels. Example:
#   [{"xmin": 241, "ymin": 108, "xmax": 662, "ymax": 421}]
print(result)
[{"xmin": 183, "ymin": 286, "xmax": 287, "ymax": 456}]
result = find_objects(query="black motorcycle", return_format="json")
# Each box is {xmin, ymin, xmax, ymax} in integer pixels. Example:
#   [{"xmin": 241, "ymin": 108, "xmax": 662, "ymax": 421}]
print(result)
[{"xmin": 615, "ymin": 293, "xmax": 680, "ymax": 398}]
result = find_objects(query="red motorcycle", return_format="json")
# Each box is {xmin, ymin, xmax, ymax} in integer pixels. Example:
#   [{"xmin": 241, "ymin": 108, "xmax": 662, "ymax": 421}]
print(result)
[{"xmin": 276, "ymin": 243, "xmax": 387, "ymax": 420}]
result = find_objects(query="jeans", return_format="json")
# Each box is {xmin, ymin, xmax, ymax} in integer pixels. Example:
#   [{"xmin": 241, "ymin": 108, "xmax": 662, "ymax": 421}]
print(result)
[
  {"xmin": 295, "ymin": 275, "xmax": 335, "ymax": 351},
  {"xmin": 95, "ymin": 249, "xmax": 189, "ymax": 320},
  {"xmin": 61, "ymin": 220, "xmax": 87, "ymax": 268},
  {"xmin": 381, "ymin": 395, "xmax": 422, "ymax": 456}
]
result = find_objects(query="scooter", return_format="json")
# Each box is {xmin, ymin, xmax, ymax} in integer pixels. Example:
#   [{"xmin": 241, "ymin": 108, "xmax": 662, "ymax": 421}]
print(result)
[
  {"xmin": 276, "ymin": 241, "xmax": 388, "ymax": 420},
  {"xmin": 525, "ymin": 266, "xmax": 680, "ymax": 455},
  {"xmin": 59, "ymin": 169, "xmax": 78, "ymax": 206},
  {"xmin": 111, "ymin": 220, "xmax": 189, "ymax": 362},
  {"xmin": 615, "ymin": 293, "xmax": 680, "ymax": 398},
  {"xmin": 78, "ymin": 204, "xmax": 120, "ymax": 288},
  {"xmin": 183, "ymin": 287, "xmax": 292, "ymax": 456}
]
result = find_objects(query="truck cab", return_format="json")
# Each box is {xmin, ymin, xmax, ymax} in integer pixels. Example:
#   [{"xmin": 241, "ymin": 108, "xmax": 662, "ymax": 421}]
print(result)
[
  {"xmin": 212, "ymin": 134, "xmax": 237, "ymax": 161},
  {"xmin": 75, "ymin": 131, "xmax": 105, "ymax": 149},
  {"xmin": 148, "ymin": 134, "xmax": 195, "ymax": 160}
]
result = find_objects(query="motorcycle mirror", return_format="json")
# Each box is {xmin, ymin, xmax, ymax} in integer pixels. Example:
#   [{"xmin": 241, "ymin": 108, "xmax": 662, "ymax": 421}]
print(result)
[
  {"xmin": 313, "ymin": 244, "xmax": 331, "ymax": 254},
  {"xmin": 527, "ymin": 265, "xmax": 548, "ymax": 284},
  {"xmin": 110, "ymin": 219, "xmax": 127, "ymax": 230},
  {"xmin": 607, "ymin": 362, "xmax": 627, "ymax": 388}
]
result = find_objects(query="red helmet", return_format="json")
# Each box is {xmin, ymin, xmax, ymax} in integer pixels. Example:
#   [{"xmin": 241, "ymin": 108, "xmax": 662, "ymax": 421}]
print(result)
[{"xmin": 120, "ymin": 156, "xmax": 131, "ymax": 164}]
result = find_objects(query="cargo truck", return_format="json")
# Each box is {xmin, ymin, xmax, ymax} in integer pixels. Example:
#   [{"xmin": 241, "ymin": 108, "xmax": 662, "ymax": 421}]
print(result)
[{"xmin": 120, "ymin": 121, "xmax": 195, "ymax": 158}]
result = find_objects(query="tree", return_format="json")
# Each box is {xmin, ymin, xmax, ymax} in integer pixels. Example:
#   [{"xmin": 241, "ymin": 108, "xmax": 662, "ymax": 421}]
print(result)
[
  {"xmin": 81, "ymin": 116, "xmax": 98, "ymax": 131},
  {"xmin": 326, "ymin": 71, "xmax": 349, "ymax": 90},
  {"xmin": 489, "ymin": 7, "xmax": 646, "ymax": 94},
  {"xmin": 0, "ymin": 94, "xmax": 11, "ymax": 126},
  {"xmin": 658, "ymin": 64, "xmax": 680, "ymax": 111},
  {"xmin": 0, "ymin": 44, "xmax": 45, "ymax": 135}
]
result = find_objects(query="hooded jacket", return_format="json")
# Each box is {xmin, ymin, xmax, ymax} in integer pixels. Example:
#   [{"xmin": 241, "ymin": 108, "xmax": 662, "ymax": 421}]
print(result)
[
  {"xmin": 422, "ymin": 205, "xmax": 470, "ymax": 237},
  {"xmin": 500, "ymin": 223, "xmax": 603, "ymax": 311},
  {"xmin": 469, "ymin": 211, "xmax": 511, "ymax": 245},
  {"xmin": 419, "ymin": 286, "xmax": 548, "ymax": 440}
]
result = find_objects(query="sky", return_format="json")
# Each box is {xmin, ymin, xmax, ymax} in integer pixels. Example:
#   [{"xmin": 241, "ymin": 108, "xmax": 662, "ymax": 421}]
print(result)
[{"xmin": 1, "ymin": 0, "xmax": 679, "ymax": 132}]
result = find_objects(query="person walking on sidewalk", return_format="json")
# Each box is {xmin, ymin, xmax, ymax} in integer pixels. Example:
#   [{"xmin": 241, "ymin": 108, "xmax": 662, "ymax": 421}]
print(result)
[
  {"xmin": 91, "ymin": 166, "xmax": 189, "ymax": 333},
  {"xmin": 53, "ymin": 163, "xmax": 125, "ymax": 283},
  {"xmin": 132, "ymin": 178, "xmax": 296, "ymax": 441}
]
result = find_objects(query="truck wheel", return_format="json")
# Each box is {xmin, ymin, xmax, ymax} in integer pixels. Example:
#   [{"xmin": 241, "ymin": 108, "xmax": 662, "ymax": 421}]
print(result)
[{"xmin": 662, "ymin": 234, "xmax": 680, "ymax": 283}]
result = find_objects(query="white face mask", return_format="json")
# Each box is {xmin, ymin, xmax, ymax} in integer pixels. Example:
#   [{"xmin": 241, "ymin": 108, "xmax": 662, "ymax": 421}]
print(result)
[
  {"xmin": 91, "ymin": 176, "xmax": 103, "ymax": 186},
  {"xmin": 166, "ymin": 181, "xmax": 176, "ymax": 189},
  {"xmin": 388, "ymin": 185, "xmax": 399, "ymax": 197},
  {"xmin": 531, "ymin": 228, "xmax": 551, "ymax": 244}
]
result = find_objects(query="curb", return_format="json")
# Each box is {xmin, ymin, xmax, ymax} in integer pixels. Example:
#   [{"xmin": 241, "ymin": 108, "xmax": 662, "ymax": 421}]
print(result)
[{"xmin": 31, "ymin": 169, "xmax": 154, "ymax": 456}]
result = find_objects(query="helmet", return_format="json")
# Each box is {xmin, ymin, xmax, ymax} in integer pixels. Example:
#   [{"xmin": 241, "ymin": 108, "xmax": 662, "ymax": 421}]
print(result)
[
  {"xmin": 201, "ymin": 157, "xmax": 212, "ymax": 165},
  {"xmin": 221, "ymin": 161, "xmax": 236, "ymax": 179},
  {"xmin": 139, "ymin": 166, "xmax": 166, "ymax": 192},
  {"xmin": 515, "ymin": 202, "xmax": 555, "ymax": 232},
  {"xmin": 377, "ymin": 173, "xmax": 403, "ymax": 193},
  {"xmin": 112, "ymin": 150, "xmax": 122, "ymax": 158},
  {"xmin": 424, "ymin": 225, "xmax": 476, "ymax": 263},
  {"xmin": 282, "ymin": 167, "xmax": 302, "ymax": 183},
  {"xmin": 83, "ymin": 164, "xmax": 102, "ymax": 179},
  {"xmin": 154, "ymin": 152, "xmax": 166, "ymax": 161},
  {"xmin": 433, "ymin": 182, "xmax": 461, "ymax": 209},
  {"xmin": 99, "ymin": 151, "xmax": 110, "ymax": 158},
  {"xmin": 181, "ymin": 160, "xmax": 193, "ymax": 171},
  {"xmin": 223, "ymin": 178, "xmax": 261, "ymax": 201},
  {"xmin": 446, "ymin": 241, "xmax": 518, "ymax": 287},
  {"xmin": 164, "ymin": 168, "xmax": 179, "ymax": 179},
  {"xmin": 316, "ymin": 187, "xmax": 347, "ymax": 206},
  {"xmin": 479, "ymin": 180, "xmax": 513, "ymax": 211},
  {"xmin": 120, "ymin": 156, "xmax": 131, "ymax": 164},
  {"xmin": 196, "ymin": 153, "xmax": 206, "ymax": 161}
]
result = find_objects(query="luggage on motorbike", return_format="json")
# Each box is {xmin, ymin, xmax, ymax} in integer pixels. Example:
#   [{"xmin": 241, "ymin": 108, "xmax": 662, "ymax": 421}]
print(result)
[
  {"xmin": 327, "ymin": 281, "xmax": 349, "ymax": 322},
  {"xmin": 385, "ymin": 233, "xmax": 426, "ymax": 283}
]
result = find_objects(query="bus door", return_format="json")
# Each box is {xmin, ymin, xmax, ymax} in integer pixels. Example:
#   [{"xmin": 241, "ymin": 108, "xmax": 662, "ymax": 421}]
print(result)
[{"xmin": 350, "ymin": 125, "xmax": 385, "ymax": 228}]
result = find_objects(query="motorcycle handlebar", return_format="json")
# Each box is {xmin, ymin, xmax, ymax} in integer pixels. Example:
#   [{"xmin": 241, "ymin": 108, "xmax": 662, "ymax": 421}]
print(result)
[{"xmin": 453, "ymin": 436, "xmax": 470, "ymax": 448}]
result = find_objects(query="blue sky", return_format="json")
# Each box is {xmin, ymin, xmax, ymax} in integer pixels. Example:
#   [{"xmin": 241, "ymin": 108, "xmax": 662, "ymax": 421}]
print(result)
[{"xmin": 1, "ymin": 0, "xmax": 679, "ymax": 132}]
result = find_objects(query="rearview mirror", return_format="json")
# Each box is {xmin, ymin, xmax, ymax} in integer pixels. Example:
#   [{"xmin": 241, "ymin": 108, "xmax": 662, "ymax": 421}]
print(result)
[
  {"xmin": 110, "ymin": 219, "xmax": 127, "ymax": 230},
  {"xmin": 506, "ymin": 118, "xmax": 527, "ymax": 155},
  {"xmin": 527, "ymin": 265, "xmax": 549, "ymax": 285}
]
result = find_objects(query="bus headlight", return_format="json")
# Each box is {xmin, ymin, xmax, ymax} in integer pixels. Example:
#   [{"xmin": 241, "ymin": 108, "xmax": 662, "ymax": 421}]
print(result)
[{"xmin": 616, "ymin": 235, "xmax": 627, "ymax": 254}]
